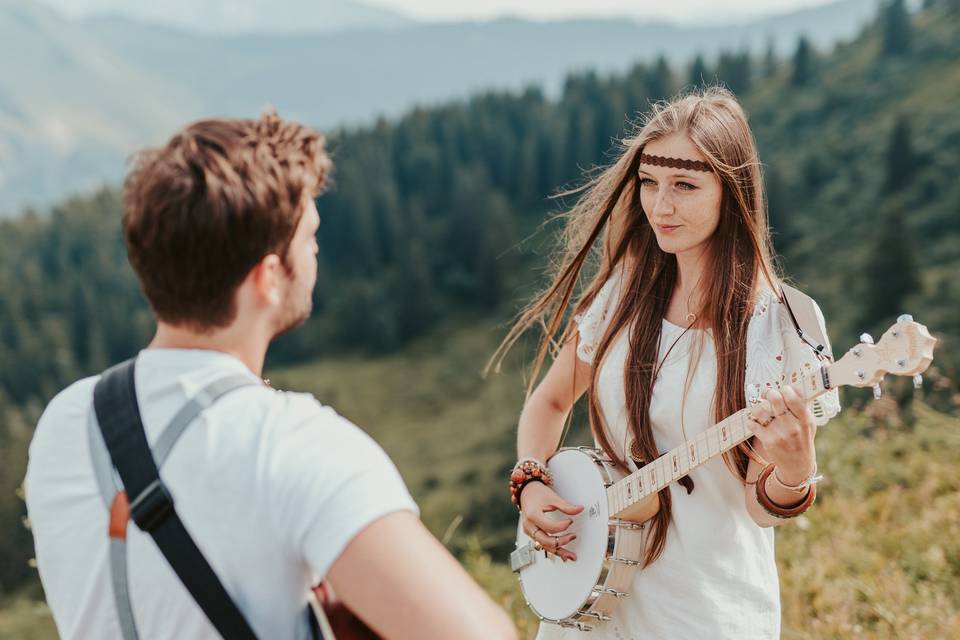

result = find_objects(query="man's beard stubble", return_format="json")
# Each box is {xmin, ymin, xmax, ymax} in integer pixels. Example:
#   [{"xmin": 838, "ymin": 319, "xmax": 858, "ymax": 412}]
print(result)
[{"xmin": 271, "ymin": 281, "xmax": 314, "ymax": 340}]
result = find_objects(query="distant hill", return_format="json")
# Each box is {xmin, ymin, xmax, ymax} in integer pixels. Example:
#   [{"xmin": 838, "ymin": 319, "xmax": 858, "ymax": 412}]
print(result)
[
  {"xmin": 37, "ymin": 0, "xmax": 414, "ymax": 34},
  {"xmin": 0, "ymin": 0, "xmax": 879, "ymax": 215}
]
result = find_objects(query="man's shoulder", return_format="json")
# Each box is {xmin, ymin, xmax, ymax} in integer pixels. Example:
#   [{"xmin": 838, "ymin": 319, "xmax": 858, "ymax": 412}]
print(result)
[
  {"xmin": 33, "ymin": 375, "xmax": 100, "ymax": 438},
  {"xmin": 262, "ymin": 389, "xmax": 381, "ymax": 452},
  {"xmin": 26, "ymin": 375, "xmax": 104, "ymax": 496},
  {"xmin": 49, "ymin": 374, "xmax": 100, "ymax": 409}
]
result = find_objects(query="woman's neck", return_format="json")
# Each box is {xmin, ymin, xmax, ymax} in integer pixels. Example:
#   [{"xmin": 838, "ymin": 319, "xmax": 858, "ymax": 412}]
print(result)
[{"xmin": 673, "ymin": 245, "xmax": 709, "ymax": 315}]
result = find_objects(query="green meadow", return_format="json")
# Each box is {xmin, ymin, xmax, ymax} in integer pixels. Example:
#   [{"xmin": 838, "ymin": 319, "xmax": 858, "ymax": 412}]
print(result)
[
  {"xmin": 2, "ymin": 318, "xmax": 958, "ymax": 638},
  {"xmin": 278, "ymin": 321, "xmax": 960, "ymax": 639}
]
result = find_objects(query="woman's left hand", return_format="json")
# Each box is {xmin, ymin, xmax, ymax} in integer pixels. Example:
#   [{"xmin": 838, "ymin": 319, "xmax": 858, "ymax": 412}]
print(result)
[{"xmin": 748, "ymin": 385, "xmax": 817, "ymax": 485}]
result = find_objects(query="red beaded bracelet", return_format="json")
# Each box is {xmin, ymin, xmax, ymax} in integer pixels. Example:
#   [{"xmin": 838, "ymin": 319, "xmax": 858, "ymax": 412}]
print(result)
[{"xmin": 509, "ymin": 458, "xmax": 552, "ymax": 510}]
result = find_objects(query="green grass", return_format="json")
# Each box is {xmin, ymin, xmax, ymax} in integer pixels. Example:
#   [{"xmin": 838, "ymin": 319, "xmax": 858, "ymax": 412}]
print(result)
[
  {"xmin": 0, "ymin": 589, "xmax": 58, "ymax": 640},
  {"xmin": 275, "ymin": 321, "xmax": 960, "ymax": 639},
  {"xmin": 3, "ymin": 318, "xmax": 959, "ymax": 637}
]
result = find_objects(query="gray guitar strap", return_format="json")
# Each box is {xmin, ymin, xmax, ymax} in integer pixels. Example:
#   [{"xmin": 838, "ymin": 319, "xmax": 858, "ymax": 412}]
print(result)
[
  {"xmin": 778, "ymin": 282, "xmax": 833, "ymax": 362},
  {"xmin": 86, "ymin": 373, "xmax": 257, "ymax": 640}
]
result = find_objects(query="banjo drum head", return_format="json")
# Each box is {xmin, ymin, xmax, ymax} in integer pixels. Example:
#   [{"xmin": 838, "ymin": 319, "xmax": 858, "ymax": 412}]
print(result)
[{"xmin": 517, "ymin": 448, "xmax": 612, "ymax": 623}]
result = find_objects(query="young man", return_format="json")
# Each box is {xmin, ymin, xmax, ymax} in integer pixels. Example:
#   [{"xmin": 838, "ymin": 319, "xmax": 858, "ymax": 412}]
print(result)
[{"xmin": 24, "ymin": 113, "xmax": 516, "ymax": 640}]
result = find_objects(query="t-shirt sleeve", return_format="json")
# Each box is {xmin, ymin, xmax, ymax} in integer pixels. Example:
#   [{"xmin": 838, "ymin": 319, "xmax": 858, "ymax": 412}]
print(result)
[
  {"xmin": 264, "ymin": 394, "xmax": 418, "ymax": 581},
  {"xmin": 573, "ymin": 268, "xmax": 626, "ymax": 364}
]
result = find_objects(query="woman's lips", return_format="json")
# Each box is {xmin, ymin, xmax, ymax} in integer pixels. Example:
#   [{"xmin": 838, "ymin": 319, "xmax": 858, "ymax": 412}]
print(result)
[{"xmin": 656, "ymin": 224, "xmax": 682, "ymax": 233}]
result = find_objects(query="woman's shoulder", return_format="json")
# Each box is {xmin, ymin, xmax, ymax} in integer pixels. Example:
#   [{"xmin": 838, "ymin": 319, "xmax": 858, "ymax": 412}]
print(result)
[
  {"xmin": 749, "ymin": 277, "xmax": 827, "ymax": 334},
  {"xmin": 573, "ymin": 264, "xmax": 629, "ymax": 363},
  {"xmin": 748, "ymin": 279, "xmax": 787, "ymax": 331}
]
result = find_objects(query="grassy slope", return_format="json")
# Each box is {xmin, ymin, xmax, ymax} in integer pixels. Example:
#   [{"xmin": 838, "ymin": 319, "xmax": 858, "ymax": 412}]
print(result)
[
  {"xmin": 276, "ymin": 323, "xmax": 960, "ymax": 639},
  {"xmin": 276, "ymin": 324, "xmax": 960, "ymax": 639},
  {"xmin": 2, "ymin": 319, "xmax": 958, "ymax": 638}
]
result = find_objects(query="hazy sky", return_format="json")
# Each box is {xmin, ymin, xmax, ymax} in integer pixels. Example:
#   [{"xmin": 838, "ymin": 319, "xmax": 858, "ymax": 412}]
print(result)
[
  {"xmin": 364, "ymin": 0, "xmax": 840, "ymax": 24},
  {"xmin": 40, "ymin": 0, "xmax": 842, "ymax": 25}
]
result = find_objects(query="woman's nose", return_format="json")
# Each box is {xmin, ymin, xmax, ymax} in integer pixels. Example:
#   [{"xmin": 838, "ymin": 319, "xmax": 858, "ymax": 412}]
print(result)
[{"xmin": 653, "ymin": 187, "xmax": 675, "ymax": 217}]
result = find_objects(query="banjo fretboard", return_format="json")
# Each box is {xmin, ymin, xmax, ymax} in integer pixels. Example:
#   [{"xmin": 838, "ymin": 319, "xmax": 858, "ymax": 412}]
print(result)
[{"xmin": 607, "ymin": 367, "xmax": 828, "ymax": 517}]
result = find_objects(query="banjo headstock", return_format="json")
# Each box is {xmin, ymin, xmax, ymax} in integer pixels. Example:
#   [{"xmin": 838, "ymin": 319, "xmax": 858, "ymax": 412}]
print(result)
[{"xmin": 828, "ymin": 314, "xmax": 936, "ymax": 391}]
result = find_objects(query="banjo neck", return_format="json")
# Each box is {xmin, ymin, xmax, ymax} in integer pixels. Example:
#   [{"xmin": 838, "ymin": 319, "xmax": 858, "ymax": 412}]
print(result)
[
  {"xmin": 606, "ymin": 366, "xmax": 829, "ymax": 518},
  {"xmin": 606, "ymin": 314, "xmax": 935, "ymax": 519}
]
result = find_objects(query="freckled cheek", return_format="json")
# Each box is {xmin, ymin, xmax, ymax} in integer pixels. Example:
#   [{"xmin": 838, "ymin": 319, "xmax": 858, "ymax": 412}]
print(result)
[
  {"xmin": 639, "ymin": 192, "xmax": 655, "ymax": 220},
  {"xmin": 684, "ymin": 194, "xmax": 723, "ymax": 234}
]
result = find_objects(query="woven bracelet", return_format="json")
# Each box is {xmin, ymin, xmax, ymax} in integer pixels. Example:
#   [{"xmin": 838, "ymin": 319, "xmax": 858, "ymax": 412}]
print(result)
[{"xmin": 756, "ymin": 463, "xmax": 816, "ymax": 519}]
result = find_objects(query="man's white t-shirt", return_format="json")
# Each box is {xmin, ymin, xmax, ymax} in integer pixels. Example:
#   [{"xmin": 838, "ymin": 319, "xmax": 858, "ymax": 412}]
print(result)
[{"xmin": 25, "ymin": 348, "xmax": 418, "ymax": 639}]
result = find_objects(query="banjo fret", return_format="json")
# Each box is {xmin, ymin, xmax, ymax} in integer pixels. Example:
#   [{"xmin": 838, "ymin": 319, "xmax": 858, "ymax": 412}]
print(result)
[{"xmin": 607, "ymin": 371, "xmax": 824, "ymax": 517}]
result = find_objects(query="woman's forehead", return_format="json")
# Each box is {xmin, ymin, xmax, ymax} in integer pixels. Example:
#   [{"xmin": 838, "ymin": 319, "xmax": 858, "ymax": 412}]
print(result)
[{"xmin": 643, "ymin": 133, "xmax": 705, "ymax": 158}]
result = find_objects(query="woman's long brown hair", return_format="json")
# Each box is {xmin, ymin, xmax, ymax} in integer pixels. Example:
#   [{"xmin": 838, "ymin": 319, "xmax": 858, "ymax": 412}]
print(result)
[{"xmin": 489, "ymin": 86, "xmax": 781, "ymax": 567}]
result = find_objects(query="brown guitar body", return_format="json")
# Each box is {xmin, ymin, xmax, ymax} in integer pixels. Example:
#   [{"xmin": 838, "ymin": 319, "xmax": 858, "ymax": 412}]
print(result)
[{"xmin": 310, "ymin": 583, "xmax": 380, "ymax": 640}]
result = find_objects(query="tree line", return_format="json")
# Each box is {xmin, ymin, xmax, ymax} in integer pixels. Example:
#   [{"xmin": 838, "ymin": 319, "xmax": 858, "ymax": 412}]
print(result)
[{"xmin": 1, "ymin": 0, "xmax": 957, "ymax": 595}]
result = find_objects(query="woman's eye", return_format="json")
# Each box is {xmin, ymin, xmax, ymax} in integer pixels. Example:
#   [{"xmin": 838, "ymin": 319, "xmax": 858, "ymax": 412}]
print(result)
[
  {"xmin": 676, "ymin": 182, "xmax": 697, "ymax": 191},
  {"xmin": 639, "ymin": 178, "xmax": 656, "ymax": 187}
]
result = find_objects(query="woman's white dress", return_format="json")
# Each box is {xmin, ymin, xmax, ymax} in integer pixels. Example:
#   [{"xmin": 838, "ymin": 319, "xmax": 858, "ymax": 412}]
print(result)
[{"xmin": 536, "ymin": 269, "xmax": 840, "ymax": 640}]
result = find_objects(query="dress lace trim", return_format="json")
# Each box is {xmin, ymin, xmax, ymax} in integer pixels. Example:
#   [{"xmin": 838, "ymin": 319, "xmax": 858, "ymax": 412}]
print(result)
[
  {"xmin": 574, "ymin": 280, "xmax": 840, "ymax": 426},
  {"xmin": 745, "ymin": 287, "xmax": 840, "ymax": 426}
]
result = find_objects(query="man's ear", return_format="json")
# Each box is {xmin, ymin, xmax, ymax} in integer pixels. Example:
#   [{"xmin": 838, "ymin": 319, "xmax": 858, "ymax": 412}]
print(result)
[{"xmin": 249, "ymin": 254, "xmax": 283, "ymax": 306}]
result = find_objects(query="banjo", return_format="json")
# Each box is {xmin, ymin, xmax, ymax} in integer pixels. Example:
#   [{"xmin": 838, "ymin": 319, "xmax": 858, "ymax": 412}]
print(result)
[{"xmin": 511, "ymin": 315, "xmax": 936, "ymax": 631}]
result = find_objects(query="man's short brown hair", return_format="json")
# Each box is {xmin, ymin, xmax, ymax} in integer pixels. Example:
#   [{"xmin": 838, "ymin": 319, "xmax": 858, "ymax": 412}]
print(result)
[{"xmin": 122, "ymin": 112, "xmax": 332, "ymax": 330}]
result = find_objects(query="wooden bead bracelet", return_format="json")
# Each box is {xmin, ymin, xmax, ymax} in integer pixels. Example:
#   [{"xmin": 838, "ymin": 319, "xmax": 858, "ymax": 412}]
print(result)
[{"xmin": 509, "ymin": 458, "xmax": 552, "ymax": 510}]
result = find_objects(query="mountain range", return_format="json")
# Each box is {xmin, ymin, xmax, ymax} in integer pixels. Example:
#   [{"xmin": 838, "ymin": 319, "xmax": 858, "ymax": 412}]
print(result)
[
  {"xmin": 37, "ymin": 0, "xmax": 413, "ymax": 34},
  {"xmin": 0, "ymin": 0, "xmax": 879, "ymax": 215}
]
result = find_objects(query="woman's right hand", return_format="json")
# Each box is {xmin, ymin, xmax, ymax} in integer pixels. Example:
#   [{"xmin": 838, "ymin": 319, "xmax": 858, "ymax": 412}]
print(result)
[{"xmin": 519, "ymin": 482, "xmax": 584, "ymax": 562}]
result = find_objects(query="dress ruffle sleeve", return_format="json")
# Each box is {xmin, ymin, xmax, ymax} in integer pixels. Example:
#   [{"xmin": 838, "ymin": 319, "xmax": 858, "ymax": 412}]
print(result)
[
  {"xmin": 573, "ymin": 268, "xmax": 626, "ymax": 364},
  {"xmin": 744, "ymin": 290, "xmax": 840, "ymax": 426}
]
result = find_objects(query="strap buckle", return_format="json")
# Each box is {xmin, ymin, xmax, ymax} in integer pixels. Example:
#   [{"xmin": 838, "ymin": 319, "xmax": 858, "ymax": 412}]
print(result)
[{"xmin": 129, "ymin": 478, "xmax": 175, "ymax": 532}]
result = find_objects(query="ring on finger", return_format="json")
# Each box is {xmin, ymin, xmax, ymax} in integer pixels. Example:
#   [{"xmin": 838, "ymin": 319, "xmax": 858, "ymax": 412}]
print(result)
[
  {"xmin": 751, "ymin": 414, "xmax": 773, "ymax": 427},
  {"xmin": 531, "ymin": 526, "xmax": 543, "ymax": 550}
]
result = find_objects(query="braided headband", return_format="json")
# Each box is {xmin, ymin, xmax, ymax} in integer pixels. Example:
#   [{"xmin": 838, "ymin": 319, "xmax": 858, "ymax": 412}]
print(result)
[{"xmin": 639, "ymin": 153, "xmax": 713, "ymax": 173}]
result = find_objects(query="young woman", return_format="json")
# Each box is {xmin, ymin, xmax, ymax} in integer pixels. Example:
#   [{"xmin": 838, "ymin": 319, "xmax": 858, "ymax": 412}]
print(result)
[{"xmin": 493, "ymin": 87, "xmax": 840, "ymax": 638}]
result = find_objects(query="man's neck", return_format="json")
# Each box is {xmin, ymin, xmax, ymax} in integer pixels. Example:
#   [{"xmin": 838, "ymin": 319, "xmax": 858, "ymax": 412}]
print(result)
[{"xmin": 148, "ymin": 322, "xmax": 269, "ymax": 377}]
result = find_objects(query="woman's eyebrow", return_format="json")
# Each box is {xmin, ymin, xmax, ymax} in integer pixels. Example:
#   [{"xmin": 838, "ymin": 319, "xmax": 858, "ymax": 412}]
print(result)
[{"xmin": 638, "ymin": 168, "xmax": 700, "ymax": 180}]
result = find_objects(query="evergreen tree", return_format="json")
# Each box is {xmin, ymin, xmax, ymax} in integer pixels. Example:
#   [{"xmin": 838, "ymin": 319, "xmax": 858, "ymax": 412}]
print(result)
[
  {"xmin": 716, "ymin": 50, "xmax": 752, "ymax": 95},
  {"xmin": 885, "ymin": 115, "xmax": 915, "ymax": 191},
  {"xmin": 393, "ymin": 238, "xmax": 435, "ymax": 339},
  {"xmin": 763, "ymin": 39, "xmax": 778, "ymax": 77},
  {"xmin": 623, "ymin": 63, "xmax": 650, "ymax": 115},
  {"xmin": 0, "ymin": 398, "xmax": 36, "ymax": 592},
  {"xmin": 883, "ymin": 0, "xmax": 911, "ymax": 56},
  {"xmin": 792, "ymin": 36, "xmax": 815, "ymax": 86},
  {"xmin": 688, "ymin": 54, "xmax": 709, "ymax": 88},
  {"xmin": 863, "ymin": 208, "xmax": 920, "ymax": 327},
  {"xmin": 646, "ymin": 56, "xmax": 673, "ymax": 102},
  {"xmin": 764, "ymin": 166, "xmax": 792, "ymax": 252}
]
